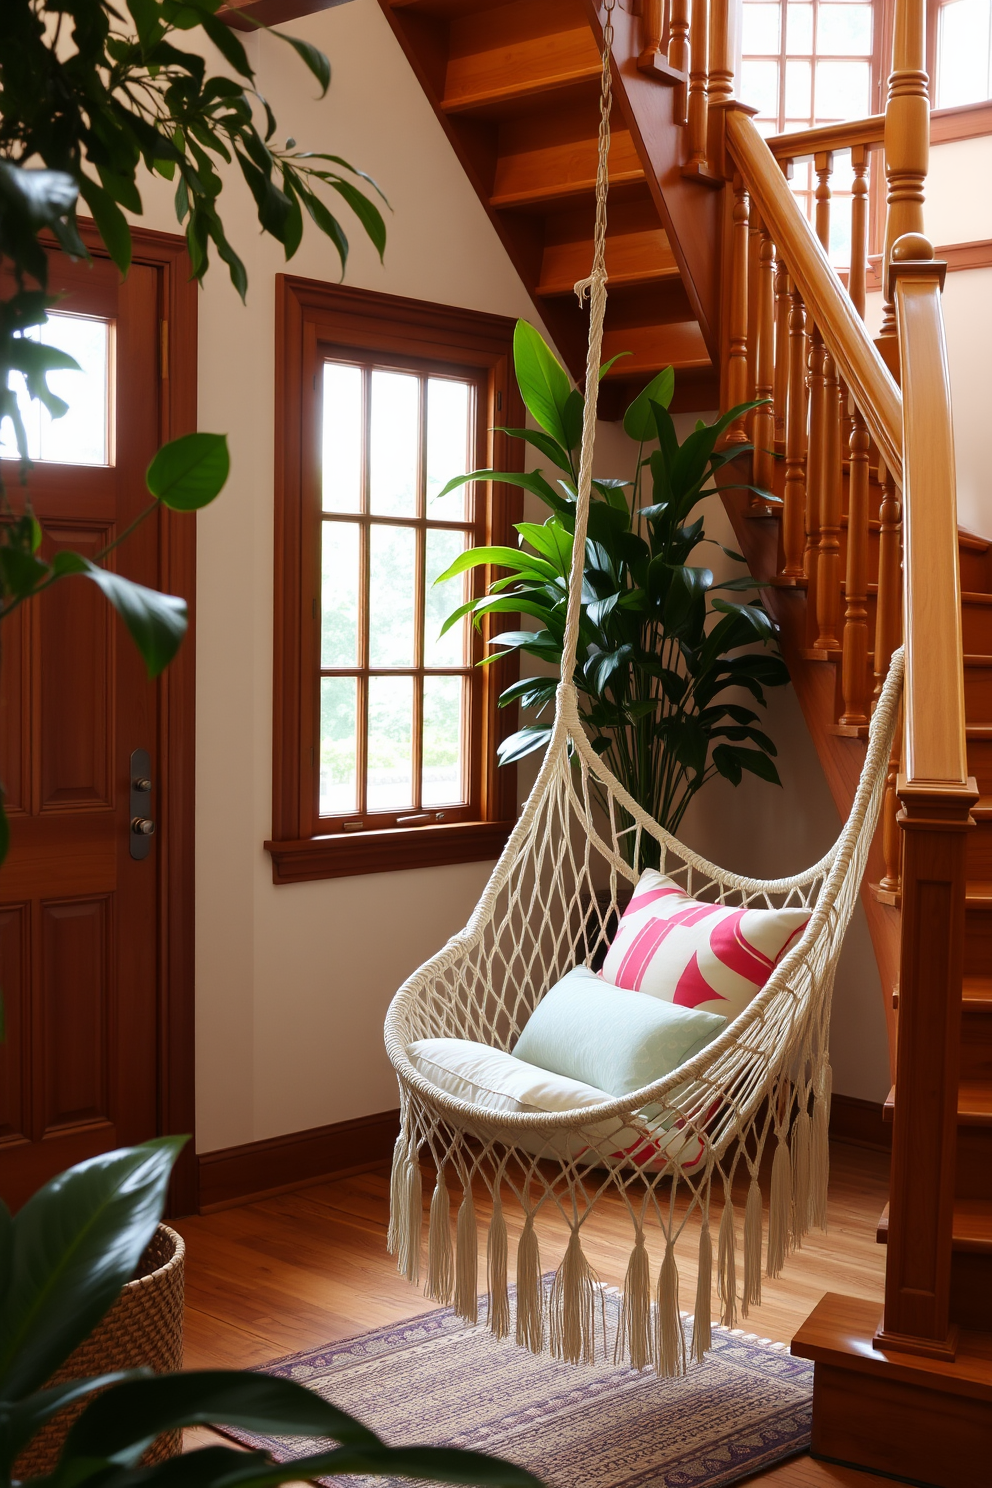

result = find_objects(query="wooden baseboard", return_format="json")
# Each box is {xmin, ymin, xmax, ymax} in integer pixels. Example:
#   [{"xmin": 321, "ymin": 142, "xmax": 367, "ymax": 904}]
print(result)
[
  {"xmin": 829, "ymin": 1093, "xmax": 892, "ymax": 1153},
  {"xmin": 196, "ymin": 1108, "xmax": 400, "ymax": 1214}
]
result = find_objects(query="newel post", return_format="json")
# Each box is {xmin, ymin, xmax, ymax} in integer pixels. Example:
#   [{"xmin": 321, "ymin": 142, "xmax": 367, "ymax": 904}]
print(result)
[{"xmin": 877, "ymin": 234, "xmax": 977, "ymax": 1361}]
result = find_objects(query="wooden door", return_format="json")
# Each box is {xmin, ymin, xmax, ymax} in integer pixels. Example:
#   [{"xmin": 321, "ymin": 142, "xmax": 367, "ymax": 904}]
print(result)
[{"xmin": 0, "ymin": 234, "xmax": 196, "ymax": 1212}]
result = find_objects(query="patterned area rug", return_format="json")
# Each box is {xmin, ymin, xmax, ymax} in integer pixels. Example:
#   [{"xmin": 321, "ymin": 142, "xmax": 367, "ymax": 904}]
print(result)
[{"xmin": 221, "ymin": 1287, "xmax": 813, "ymax": 1488}]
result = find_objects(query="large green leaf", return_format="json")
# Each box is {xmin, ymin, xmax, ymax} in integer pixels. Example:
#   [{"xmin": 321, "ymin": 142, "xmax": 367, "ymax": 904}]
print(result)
[
  {"xmin": 52, "ymin": 554, "xmax": 188, "ymax": 677},
  {"xmin": 145, "ymin": 432, "xmax": 230, "ymax": 511},
  {"xmin": 0, "ymin": 1372, "xmax": 139, "ymax": 1473},
  {"xmin": 622, "ymin": 366, "xmax": 675, "ymax": 441},
  {"xmin": 0, "ymin": 1139, "xmax": 185, "ymax": 1400},
  {"xmin": 512, "ymin": 322, "xmax": 574, "ymax": 448},
  {"xmin": 62, "ymin": 1371, "xmax": 380, "ymax": 1467}
]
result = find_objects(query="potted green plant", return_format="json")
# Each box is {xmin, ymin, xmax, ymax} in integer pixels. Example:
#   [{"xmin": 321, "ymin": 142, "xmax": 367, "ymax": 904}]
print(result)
[
  {"xmin": 436, "ymin": 323, "xmax": 790, "ymax": 866},
  {"xmin": 0, "ymin": 1141, "xmax": 539, "ymax": 1488}
]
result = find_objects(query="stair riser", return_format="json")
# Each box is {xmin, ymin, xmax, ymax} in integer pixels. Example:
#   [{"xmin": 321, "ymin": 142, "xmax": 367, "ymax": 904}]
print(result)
[
  {"xmin": 960, "ymin": 545, "xmax": 992, "ymax": 593},
  {"xmin": 960, "ymin": 1008, "xmax": 992, "ymax": 1079},
  {"xmin": 965, "ymin": 666, "xmax": 992, "ymax": 723},
  {"xmin": 962, "ymin": 601, "xmax": 992, "ymax": 654},
  {"xmin": 951, "ymin": 1250, "xmax": 992, "ymax": 1330},
  {"xmin": 956, "ymin": 1125, "xmax": 992, "ymax": 1199},
  {"xmin": 965, "ymin": 821, "xmax": 992, "ymax": 877},
  {"xmin": 967, "ymin": 739, "xmax": 992, "ymax": 793},
  {"xmin": 964, "ymin": 906, "xmax": 992, "ymax": 974}
]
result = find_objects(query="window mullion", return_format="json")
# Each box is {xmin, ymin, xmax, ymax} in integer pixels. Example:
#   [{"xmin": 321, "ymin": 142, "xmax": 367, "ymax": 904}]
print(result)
[
  {"xmin": 358, "ymin": 366, "xmax": 371, "ymax": 816},
  {"xmin": 413, "ymin": 376, "xmax": 428, "ymax": 811}
]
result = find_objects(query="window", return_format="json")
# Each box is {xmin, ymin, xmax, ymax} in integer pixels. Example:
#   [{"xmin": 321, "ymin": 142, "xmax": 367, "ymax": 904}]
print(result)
[
  {"xmin": 0, "ymin": 312, "xmax": 113, "ymax": 465},
  {"xmin": 740, "ymin": 0, "xmax": 881, "ymax": 265},
  {"xmin": 934, "ymin": 0, "xmax": 992, "ymax": 107},
  {"xmin": 268, "ymin": 279, "xmax": 524, "ymax": 884}
]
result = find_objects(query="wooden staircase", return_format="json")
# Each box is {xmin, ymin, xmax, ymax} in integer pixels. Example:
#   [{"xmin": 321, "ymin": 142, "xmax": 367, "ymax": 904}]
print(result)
[{"xmin": 381, "ymin": 1, "xmax": 992, "ymax": 1479}]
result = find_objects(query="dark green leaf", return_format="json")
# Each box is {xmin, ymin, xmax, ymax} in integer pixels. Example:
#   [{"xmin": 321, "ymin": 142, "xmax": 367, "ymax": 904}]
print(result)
[
  {"xmin": 491, "ymin": 427, "xmax": 572, "ymax": 473},
  {"xmin": 145, "ymin": 433, "xmax": 230, "ymax": 510},
  {"xmin": 0, "ymin": 1139, "xmax": 185, "ymax": 1400},
  {"xmin": 0, "ymin": 545, "xmax": 49, "ymax": 599},
  {"xmin": 497, "ymin": 727, "xmax": 553, "ymax": 765},
  {"xmin": 512, "ymin": 322, "xmax": 574, "ymax": 447},
  {"xmin": 0, "ymin": 1372, "xmax": 141, "ymax": 1471},
  {"xmin": 328, "ymin": 178, "xmax": 386, "ymax": 262},
  {"xmin": 277, "ymin": 33, "xmax": 332, "ymax": 96},
  {"xmin": 623, "ymin": 366, "xmax": 675, "ymax": 440},
  {"xmin": 52, "ymin": 555, "xmax": 188, "ymax": 676},
  {"xmin": 77, "ymin": 177, "xmax": 132, "ymax": 276}
]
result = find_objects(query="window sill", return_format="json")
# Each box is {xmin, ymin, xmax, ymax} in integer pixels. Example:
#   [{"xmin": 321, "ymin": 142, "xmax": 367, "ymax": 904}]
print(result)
[
  {"xmin": 931, "ymin": 99, "xmax": 992, "ymax": 144},
  {"xmin": 264, "ymin": 818, "xmax": 515, "ymax": 884}
]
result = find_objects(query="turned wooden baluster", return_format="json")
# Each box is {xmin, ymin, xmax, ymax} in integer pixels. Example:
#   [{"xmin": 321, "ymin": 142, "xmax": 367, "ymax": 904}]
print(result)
[
  {"xmin": 780, "ymin": 282, "xmax": 808, "ymax": 582},
  {"xmin": 804, "ymin": 154, "xmax": 833, "ymax": 637},
  {"xmin": 773, "ymin": 258, "xmax": 790, "ymax": 449},
  {"xmin": 874, "ymin": 455, "xmax": 903, "ymax": 702},
  {"xmin": 877, "ymin": 706, "xmax": 904, "ymax": 899},
  {"xmin": 723, "ymin": 175, "xmax": 750, "ymax": 445},
  {"xmin": 669, "ymin": 0, "xmax": 690, "ymax": 123},
  {"xmin": 750, "ymin": 219, "xmax": 776, "ymax": 512},
  {"xmin": 639, "ymin": 0, "xmax": 667, "ymax": 65},
  {"xmin": 809, "ymin": 151, "xmax": 843, "ymax": 654},
  {"xmin": 838, "ymin": 144, "xmax": 872, "ymax": 726},
  {"xmin": 685, "ymin": 0, "xmax": 711, "ymax": 175},
  {"xmin": 879, "ymin": 0, "xmax": 930, "ymax": 345},
  {"xmin": 707, "ymin": 0, "xmax": 733, "ymax": 108}
]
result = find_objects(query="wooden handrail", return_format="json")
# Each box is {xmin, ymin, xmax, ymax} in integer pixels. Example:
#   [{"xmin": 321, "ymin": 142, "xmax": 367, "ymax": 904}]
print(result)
[
  {"xmin": 766, "ymin": 116, "xmax": 885, "ymax": 161},
  {"xmin": 891, "ymin": 235, "xmax": 968, "ymax": 789},
  {"xmin": 724, "ymin": 106, "xmax": 902, "ymax": 484}
]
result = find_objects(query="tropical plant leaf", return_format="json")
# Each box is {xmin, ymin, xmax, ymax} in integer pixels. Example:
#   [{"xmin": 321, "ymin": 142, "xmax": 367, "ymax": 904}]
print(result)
[
  {"xmin": 145, "ymin": 433, "xmax": 230, "ymax": 511},
  {"xmin": 623, "ymin": 366, "xmax": 675, "ymax": 441},
  {"xmin": 52, "ymin": 554, "xmax": 188, "ymax": 677},
  {"xmin": 497, "ymin": 726, "xmax": 554, "ymax": 764},
  {"xmin": 512, "ymin": 322, "xmax": 574, "ymax": 448},
  {"xmin": 0, "ymin": 1139, "xmax": 185, "ymax": 1400}
]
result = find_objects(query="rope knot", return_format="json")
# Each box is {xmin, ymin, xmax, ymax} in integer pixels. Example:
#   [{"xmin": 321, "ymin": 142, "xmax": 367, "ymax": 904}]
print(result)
[{"xmin": 574, "ymin": 267, "xmax": 608, "ymax": 306}]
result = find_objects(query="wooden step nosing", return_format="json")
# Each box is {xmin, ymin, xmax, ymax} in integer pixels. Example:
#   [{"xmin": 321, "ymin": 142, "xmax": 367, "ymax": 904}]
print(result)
[
  {"xmin": 491, "ymin": 168, "xmax": 646, "ymax": 210},
  {"xmin": 442, "ymin": 65, "xmax": 603, "ymax": 117}
]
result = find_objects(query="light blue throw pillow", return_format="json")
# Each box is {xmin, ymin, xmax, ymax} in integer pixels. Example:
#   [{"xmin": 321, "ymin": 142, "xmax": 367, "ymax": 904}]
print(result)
[{"xmin": 512, "ymin": 965, "xmax": 727, "ymax": 1098}]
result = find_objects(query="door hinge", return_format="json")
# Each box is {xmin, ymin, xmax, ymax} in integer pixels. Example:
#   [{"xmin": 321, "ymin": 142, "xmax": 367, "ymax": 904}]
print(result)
[{"xmin": 160, "ymin": 320, "xmax": 169, "ymax": 381}]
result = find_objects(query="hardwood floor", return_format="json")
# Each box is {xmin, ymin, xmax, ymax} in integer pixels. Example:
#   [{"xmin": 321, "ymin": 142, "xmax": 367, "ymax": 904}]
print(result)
[{"xmin": 176, "ymin": 1140, "xmax": 894, "ymax": 1488}]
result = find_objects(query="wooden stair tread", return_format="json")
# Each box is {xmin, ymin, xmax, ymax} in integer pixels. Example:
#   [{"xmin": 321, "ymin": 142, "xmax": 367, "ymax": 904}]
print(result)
[
  {"xmin": 964, "ymin": 975, "xmax": 992, "ymax": 1008},
  {"xmin": 792, "ymin": 1292, "xmax": 992, "ymax": 1397},
  {"xmin": 965, "ymin": 880, "xmax": 992, "ymax": 906},
  {"xmin": 877, "ymin": 1199, "xmax": 992, "ymax": 1253},
  {"xmin": 959, "ymin": 1080, "xmax": 992, "ymax": 1124},
  {"xmin": 971, "ymin": 796, "xmax": 992, "ymax": 819},
  {"xmin": 537, "ymin": 262, "xmax": 682, "ymax": 296},
  {"xmin": 491, "ymin": 167, "xmax": 645, "ymax": 209}
]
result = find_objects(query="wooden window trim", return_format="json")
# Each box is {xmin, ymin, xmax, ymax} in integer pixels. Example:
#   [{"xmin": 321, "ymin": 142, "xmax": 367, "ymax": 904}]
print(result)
[{"xmin": 268, "ymin": 277, "xmax": 525, "ymax": 884}]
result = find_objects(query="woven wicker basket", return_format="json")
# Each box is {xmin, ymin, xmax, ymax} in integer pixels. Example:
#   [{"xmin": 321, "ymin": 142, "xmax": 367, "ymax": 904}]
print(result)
[{"xmin": 13, "ymin": 1223, "xmax": 185, "ymax": 1481}]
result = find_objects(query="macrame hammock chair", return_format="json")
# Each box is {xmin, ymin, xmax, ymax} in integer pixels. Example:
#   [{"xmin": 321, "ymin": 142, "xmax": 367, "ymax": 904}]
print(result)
[{"xmin": 384, "ymin": 0, "xmax": 903, "ymax": 1377}]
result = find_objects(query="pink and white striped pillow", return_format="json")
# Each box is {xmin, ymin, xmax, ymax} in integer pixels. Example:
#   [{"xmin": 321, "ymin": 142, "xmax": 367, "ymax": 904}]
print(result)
[{"xmin": 601, "ymin": 870, "xmax": 809, "ymax": 1024}]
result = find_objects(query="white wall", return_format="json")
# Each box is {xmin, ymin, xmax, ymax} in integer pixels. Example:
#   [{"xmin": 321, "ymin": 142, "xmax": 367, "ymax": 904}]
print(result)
[
  {"xmin": 133, "ymin": 0, "xmax": 895, "ymax": 1149},
  {"xmin": 867, "ymin": 134, "xmax": 992, "ymax": 538}
]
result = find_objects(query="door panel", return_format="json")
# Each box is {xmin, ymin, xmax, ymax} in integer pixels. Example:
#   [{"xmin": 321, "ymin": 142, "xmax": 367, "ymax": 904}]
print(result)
[{"xmin": 0, "ymin": 252, "xmax": 166, "ymax": 1208}]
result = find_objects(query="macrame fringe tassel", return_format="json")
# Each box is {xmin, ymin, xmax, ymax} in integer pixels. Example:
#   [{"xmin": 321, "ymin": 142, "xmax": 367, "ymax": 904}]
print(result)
[
  {"xmin": 692, "ymin": 1217, "xmax": 713, "ymax": 1364},
  {"xmin": 387, "ymin": 1133, "xmax": 422, "ymax": 1283},
  {"xmin": 425, "ymin": 1171, "xmax": 453, "ymax": 1304},
  {"xmin": 617, "ymin": 1228, "xmax": 653, "ymax": 1371},
  {"xmin": 717, "ymin": 1195, "xmax": 738, "ymax": 1329},
  {"xmin": 810, "ymin": 1064, "xmax": 832, "ymax": 1231},
  {"xmin": 654, "ymin": 1241, "xmax": 686, "ymax": 1378},
  {"xmin": 515, "ymin": 1213, "xmax": 544, "ymax": 1354},
  {"xmin": 766, "ymin": 1137, "xmax": 792, "ymax": 1279},
  {"xmin": 486, "ymin": 1189, "xmax": 511, "ymax": 1339},
  {"xmin": 549, "ymin": 1230, "xmax": 598, "ymax": 1365},
  {"xmin": 742, "ymin": 1177, "xmax": 763, "ymax": 1315},
  {"xmin": 454, "ymin": 1186, "xmax": 478, "ymax": 1324},
  {"xmin": 790, "ymin": 1106, "xmax": 812, "ymax": 1248}
]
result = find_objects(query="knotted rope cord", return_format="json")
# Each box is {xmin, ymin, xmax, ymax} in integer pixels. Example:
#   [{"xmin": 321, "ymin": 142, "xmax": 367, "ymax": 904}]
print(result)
[{"xmin": 559, "ymin": 0, "xmax": 616, "ymax": 685}]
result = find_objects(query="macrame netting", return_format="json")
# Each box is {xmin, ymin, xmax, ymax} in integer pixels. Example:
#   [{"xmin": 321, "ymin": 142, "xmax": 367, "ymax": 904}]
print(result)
[{"xmin": 384, "ymin": 0, "xmax": 902, "ymax": 1375}]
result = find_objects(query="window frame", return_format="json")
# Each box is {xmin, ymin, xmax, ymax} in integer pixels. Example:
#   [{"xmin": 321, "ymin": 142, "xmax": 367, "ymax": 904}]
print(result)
[
  {"xmin": 268, "ymin": 277, "xmax": 525, "ymax": 884},
  {"xmin": 927, "ymin": 0, "xmax": 992, "ymax": 111}
]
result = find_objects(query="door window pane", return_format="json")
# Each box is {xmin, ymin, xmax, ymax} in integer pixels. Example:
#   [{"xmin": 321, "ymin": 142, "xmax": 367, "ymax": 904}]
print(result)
[
  {"xmin": 425, "ymin": 528, "xmax": 468, "ymax": 668},
  {"xmin": 369, "ymin": 524, "xmax": 417, "ymax": 666},
  {"xmin": 367, "ymin": 675, "xmax": 414, "ymax": 810},
  {"xmin": 0, "ymin": 313, "xmax": 111, "ymax": 466},
  {"xmin": 423, "ymin": 676, "xmax": 466, "ymax": 807},
  {"xmin": 427, "ymin": 378, "xmax": 472, "ymax": 522},
  {"xmin": 320, "ymin": 677, "xmax": 358, "ymax": 814},
  {"xmin": 321, "ymin": 521, "xmax": 360, "ymax": 667},
  {"xmin": 322, "ymin": 363, "xmax": 362, "ymax": 512},
  {"xmin": 370, "ymin": 370, "xmax": 418, "ymax": 516}
]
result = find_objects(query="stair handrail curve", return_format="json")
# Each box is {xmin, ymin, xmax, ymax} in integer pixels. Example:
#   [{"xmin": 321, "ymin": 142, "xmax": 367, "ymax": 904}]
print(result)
[{"xmin": 723, "ymin": 106, "xmax": 903, "ymax": 485}]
